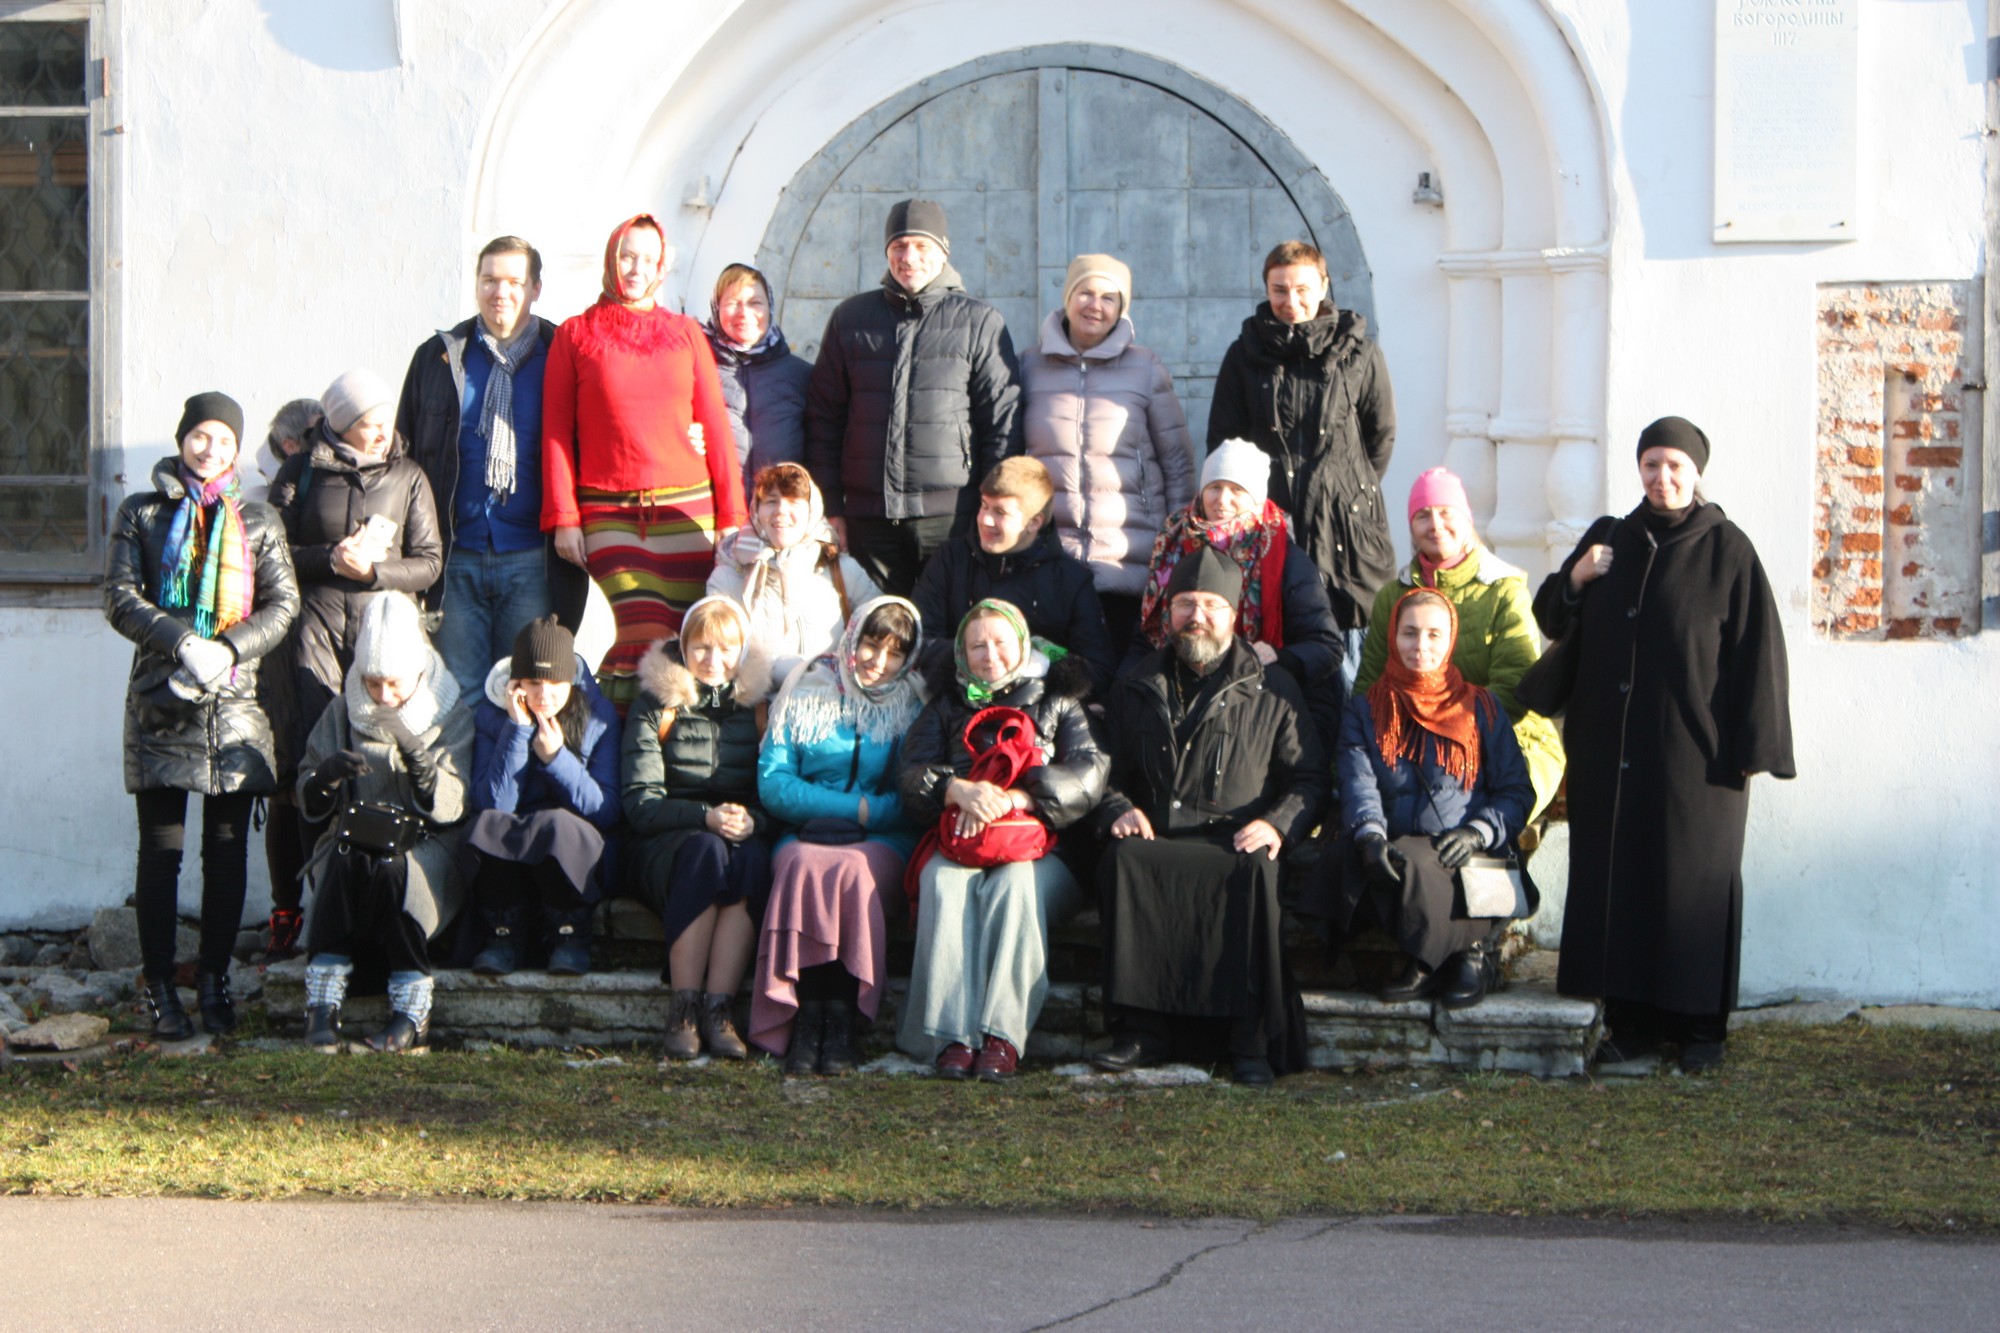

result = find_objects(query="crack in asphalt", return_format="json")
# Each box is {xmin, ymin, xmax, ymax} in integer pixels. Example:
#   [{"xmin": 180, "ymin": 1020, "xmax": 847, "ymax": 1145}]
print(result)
[{"xmin": 1019, "ymin": 1221, "xmax": 1266, "ymax": 1331}]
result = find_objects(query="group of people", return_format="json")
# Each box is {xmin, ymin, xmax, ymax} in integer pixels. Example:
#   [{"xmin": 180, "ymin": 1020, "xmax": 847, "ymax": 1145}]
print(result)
[{"xmin": 104, "ymin": 198, "xmax": 1794, "ymax": 1081}]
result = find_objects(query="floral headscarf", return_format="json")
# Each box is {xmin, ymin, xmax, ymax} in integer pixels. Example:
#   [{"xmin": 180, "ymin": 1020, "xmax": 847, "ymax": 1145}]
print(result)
[
  {"xmin": 1137, "ymin": 498, "xmax": 1288, "ymax": 651},
  {"xmin": 772, "ymin": 595, "xmax": 924, "ymax": 746}
]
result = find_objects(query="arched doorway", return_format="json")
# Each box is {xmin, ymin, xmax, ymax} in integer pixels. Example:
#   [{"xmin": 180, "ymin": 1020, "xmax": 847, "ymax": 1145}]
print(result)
[{"xmin": 754, "ymin": 44, "xmax": 1372, "ymax": 445}]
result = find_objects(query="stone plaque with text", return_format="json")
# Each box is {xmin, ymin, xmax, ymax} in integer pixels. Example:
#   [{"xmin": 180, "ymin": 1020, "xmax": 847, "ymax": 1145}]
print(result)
[{"xmin": 1713, "ymin": 0, "xmax": 1857, "ymax": 243}]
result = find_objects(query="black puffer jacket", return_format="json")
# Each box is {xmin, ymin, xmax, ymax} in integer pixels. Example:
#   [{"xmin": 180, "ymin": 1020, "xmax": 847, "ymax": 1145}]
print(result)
[
  {"xmin": 619, "ymin": 638, "xmax": 776, "ymax": 891},
  {"xmin": 899, "ymin": 652, "xmax": 1109, "ymax": 849},
  {"xmin": 105, "ymin": 459, "xmax": 301, "ymax": 795},
  {"xmin": 1098, "ymin": 638, "xmax": 1327, "ymax": 845},
  {"xmin": 1207, "ymin": 302, "xmax": 1396, "ymax": 629},
  {"xmin": 910, "ymin": 526, "xmax": 1115, "ymax": 695},
  {"xmin": 707, "ymin": 323, "xmax": 814, "ymax": 485},
  {"xmin": 269, "ymin": 428, "xmax": 445, "ymax": 726},
  {"xmin": 805, "ymin": 265, "xmax": 1023, "ymax": 522}
]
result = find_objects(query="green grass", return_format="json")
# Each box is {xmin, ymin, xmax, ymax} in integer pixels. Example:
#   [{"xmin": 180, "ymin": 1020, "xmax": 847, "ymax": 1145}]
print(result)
[{"xmin": 3, "ymin": 1021, "xmax": 1994, "ymax": 1227}]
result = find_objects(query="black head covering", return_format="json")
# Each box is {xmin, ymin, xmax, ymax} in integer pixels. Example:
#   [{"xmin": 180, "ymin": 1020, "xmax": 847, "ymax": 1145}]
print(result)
[
  {"xmin": 510, "ymin": 615, "xmax": 574, "ymax": 683},
  {"xmin": 176, "ymin": 391, "xmax": 245, "ymax": 447},
  {"xmin": 884, "ymin": 198, "xmax": 949, "ymax": 252},
  {"xmin": 1163, "ymin": 542, "xmax": 1244, "ymax": 609},
  {"xmin": 1636, "ymin": 416, "xmax": 1710, "ymax": 472}
]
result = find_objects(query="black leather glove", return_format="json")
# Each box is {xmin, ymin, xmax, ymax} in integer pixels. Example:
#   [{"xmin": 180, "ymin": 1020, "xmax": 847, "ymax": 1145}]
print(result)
[
  {"xmin": 306, "ymin": 749, "xmax": 371, "ymax": 804},
  {"xmin": 1431, "ymin": 824, "xmax": 1488, "ymax": 870},
  {"xmin": 399, "ymin": 743, "xmax": 440, "ymax": 806},
  {"xmin": 1356, "ymin": 832, "xmax": 1404, "ymax": 891}
]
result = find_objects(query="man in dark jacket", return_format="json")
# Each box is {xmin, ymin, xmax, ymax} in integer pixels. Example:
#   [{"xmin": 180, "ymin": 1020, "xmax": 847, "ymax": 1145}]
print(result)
[
  {"xmin": 805, "ymin": 198, "xmax": 1024, "ymax": 595},
  {"xmin": 395, "ymin": 235, "xmax": 572, "ymax": 694},
  {"xmin": 1092, "ymin": 546, "xmax": 1328, "ymax": 1086},
  {"xmin": 1207, "ymin": 239, "xmax": 1396, "ymax": 702},
  {"xmin": 910, "ymin": 458, "xmax": 1114, "ymax": 693}
]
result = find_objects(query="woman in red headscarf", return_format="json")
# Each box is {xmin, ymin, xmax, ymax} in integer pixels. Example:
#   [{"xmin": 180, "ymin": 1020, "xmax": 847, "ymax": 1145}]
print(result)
[
  {"xmin": 542, "ymin": 214, "xmax": 748, "ymax": 712},
  {"xmin": 1324, "ymin": 588, "xmax": 1534, "ymax": 1010}
]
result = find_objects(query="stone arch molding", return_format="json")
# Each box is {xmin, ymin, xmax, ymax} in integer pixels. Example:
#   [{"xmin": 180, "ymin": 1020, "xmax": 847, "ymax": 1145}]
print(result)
[{"xmin": 470, "ymin": 0, "xmax": 1611, "ymax": 571}]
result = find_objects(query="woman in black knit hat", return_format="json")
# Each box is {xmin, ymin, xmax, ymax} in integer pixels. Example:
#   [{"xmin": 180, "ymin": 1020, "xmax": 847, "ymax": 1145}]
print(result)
[
  {"xmin": 464, "ymin": 615, "xmax": 623, "ymax": 976},
  {"xmin": 105, "ymin": 391, "xmax": 300, "ymax": 1040},
  {"xmin": 1533, "ymin": 416, "xmax": 1794, "ymax": 1073}
]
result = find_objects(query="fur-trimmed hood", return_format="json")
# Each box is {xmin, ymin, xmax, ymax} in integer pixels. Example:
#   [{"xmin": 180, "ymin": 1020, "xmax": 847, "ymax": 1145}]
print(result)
[{"xmin": 632, "ymin": 635, "xmax": 776, "ymax": 712}]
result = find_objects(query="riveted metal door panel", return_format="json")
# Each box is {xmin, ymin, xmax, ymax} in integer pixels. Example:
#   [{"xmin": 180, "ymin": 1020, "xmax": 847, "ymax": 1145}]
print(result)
[{"xmin": 761, "ymin": 52, "xmax": 1341, "ymax": 454}]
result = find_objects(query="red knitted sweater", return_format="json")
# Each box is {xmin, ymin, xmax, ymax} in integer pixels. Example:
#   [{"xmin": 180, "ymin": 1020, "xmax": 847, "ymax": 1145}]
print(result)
[{"xmin": 540, "ymin": 299, "xmax": 746, "ymax": 531}]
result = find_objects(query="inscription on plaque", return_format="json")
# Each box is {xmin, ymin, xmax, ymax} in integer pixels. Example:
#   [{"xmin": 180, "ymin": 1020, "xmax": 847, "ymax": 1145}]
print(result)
[{"xmin": 1713, "ymin": 0, "xmax": 1857, "ymax": 244}]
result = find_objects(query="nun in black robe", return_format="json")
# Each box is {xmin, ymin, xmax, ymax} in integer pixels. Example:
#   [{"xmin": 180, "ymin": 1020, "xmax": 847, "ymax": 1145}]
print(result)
[{"xmin": 1533, "ymin": 417, "xmax": 1794, "ymax": 1069}]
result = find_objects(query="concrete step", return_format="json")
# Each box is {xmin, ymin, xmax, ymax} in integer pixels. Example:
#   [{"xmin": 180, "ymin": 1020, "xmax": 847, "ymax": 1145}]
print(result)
[{"xmin": 263, "ymin": 960, "xmax": 1601, "ymax": 1077}]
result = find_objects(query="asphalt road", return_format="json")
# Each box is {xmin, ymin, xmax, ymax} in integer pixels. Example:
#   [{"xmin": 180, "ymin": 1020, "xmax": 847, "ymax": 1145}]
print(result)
[{"xmin": 1, "ymin": 1200, "xmax": 1992, "ymax": 1331}]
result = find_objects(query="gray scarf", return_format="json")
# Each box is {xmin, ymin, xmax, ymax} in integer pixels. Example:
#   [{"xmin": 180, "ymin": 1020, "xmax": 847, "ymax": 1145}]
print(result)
[{"xmin": 477, "ymin": 322, "xmax": 538, "ymax": 500}]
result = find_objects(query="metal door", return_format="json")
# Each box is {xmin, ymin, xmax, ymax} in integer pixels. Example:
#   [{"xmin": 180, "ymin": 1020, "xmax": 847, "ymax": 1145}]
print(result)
[{"xmin": 759, "ymin": 47, "xmax": 1370, "ymax": 447}]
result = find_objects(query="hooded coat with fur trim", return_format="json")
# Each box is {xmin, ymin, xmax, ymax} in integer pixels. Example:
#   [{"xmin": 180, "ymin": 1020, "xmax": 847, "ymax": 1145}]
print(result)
[
  {"xmin": 470, "ymin": 655, "xmax": 622, "ymax": 830},
  {"xmin": 898, "ymin": 651, "xmax": 1109, "ymax": 865},
  {"xmin": 619, "ymin": 636, "xmax": 776, "ymax": 892}
]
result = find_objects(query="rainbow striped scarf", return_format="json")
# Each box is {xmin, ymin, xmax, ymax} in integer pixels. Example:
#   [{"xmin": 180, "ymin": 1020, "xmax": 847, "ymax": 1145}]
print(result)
[{"xmin": 158, "ymin": 466, "xmax": 253, "ymax": 640}]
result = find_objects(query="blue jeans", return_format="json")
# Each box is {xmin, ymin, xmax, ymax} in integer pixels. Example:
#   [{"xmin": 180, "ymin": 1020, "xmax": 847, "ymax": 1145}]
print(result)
[{"xmin": 434, "ymin": 545, "xmax": 554, "ymax": 696}]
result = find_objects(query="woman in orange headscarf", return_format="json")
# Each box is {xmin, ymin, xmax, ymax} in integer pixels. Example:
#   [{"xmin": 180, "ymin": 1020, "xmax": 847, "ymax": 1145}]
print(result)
[
  {"xmin": 542, "ymin": 214, "xmax": 748, "ymax": 712},
  {"xmin": 1325, "ymin": 588, "xmax": 1533, "ymax": 1010}
]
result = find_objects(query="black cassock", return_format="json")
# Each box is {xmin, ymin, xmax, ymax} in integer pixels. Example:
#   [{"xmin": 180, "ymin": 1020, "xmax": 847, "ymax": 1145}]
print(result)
[{"xmin": 1534, "ymin": 502, "xmax": 1794, "ymax": 1017}]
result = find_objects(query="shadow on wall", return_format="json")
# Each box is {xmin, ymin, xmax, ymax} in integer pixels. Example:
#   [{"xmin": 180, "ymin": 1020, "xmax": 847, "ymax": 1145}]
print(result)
[{"xmin": 259, "ymin": 0, "xmax": 400, "ymax": 73}]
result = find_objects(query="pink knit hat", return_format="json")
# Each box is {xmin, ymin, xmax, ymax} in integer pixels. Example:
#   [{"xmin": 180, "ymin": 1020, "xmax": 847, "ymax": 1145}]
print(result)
[{"xmin": 1406, "ymin": 467, "xmax": 1471, "ymax": 521}]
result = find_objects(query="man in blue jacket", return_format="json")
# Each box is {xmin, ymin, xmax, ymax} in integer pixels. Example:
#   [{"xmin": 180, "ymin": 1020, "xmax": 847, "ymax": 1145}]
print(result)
[{"xmin": 396, "ymin": 235, "xmax": 566, "ymax": 694}]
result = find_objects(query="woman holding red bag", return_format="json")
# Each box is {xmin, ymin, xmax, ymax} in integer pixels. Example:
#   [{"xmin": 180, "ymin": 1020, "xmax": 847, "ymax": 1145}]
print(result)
[{"xmin": 896, "ymin": 600, "xmax": 1108, "ymax": 1079}]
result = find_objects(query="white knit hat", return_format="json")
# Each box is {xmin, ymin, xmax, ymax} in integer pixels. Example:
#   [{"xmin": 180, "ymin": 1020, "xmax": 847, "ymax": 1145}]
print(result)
[
  {"xmin": 1200, "ymin": 438, "xmax": 1270, "ymax": 512},
  {"xmin": 353, "ymin": 592, "xmax": 429, "ymax": 680}
]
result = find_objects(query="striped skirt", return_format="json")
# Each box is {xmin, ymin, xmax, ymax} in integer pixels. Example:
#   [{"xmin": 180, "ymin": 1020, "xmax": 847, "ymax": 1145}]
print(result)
[{"xmin": 578, "ymin": 482, "xmax": 717, "ymax": 713}]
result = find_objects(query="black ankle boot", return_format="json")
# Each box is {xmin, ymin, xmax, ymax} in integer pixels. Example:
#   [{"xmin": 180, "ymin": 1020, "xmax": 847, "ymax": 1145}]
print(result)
[
  {"xmin": 141, "ymin": 974, "xmax": 194, "ymax": 1042},
  {"xmin": 545, "ymin": 907, "xmax": 592, "ymax": 976},
  {"xmin": 472, "ymin": 907, "xmax": 524, "ymax": 976},
  {"xmin": 197, "ymin": 969, "xmax": 236, "ymax": 1035},
  {"xmin": 782, "ymin": 999, "xmax": 825, "ymax": 1076},
  {"xmin": 817, "ymin": 1003, "xmax": 857, "ymax": 1076},
  {"xmin": 303, "ymin": 1003, "xmax": 341, "ymax": 1052}
]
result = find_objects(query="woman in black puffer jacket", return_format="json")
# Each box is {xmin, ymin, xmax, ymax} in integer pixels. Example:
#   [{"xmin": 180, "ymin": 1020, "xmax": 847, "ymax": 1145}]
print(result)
[
  {"xmin": 621, "ymin": 595, "xmax": 777, "ymax": 1061},
  {"xmin": 894, "ymin": 599, "xmax": 1108, "ymax": 1080},
  {"xmin": 105, "ymin": 392, "xmax": 300, "ymax": 1040},
  {"xmin": 269, "ymin": 368, "xmax": 445, "ymax": 762}
]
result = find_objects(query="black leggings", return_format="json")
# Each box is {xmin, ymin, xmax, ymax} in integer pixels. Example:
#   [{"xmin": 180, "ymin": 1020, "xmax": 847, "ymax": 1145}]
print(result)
[
  {"xmin": 133, "ymin": 787, "xmax": 254, "ymax": 979},
  {"xmin": 264, "ymin": 799, "xmax": 305, "ymax": 913},
  {"xmin": 304, "ymin": 849, "xmax": 431, "ymax": 976}
]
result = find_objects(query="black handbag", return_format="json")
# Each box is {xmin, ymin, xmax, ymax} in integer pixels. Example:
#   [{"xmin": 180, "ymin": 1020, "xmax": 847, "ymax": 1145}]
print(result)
[
  {"xmin": 335, "ymin": 800, "xmax": 426, "ymax": 858},
  {"xmin": 795, "ymin": 817, "xmax": 868, "ymax": 845},
  {"xmin": 1514, "ymin": 519, "xmax": 1621, "ymax": 718}
]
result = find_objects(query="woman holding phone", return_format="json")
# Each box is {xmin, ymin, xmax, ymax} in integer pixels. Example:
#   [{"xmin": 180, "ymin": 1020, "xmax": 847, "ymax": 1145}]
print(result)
[{"xmin": 270, "ymin": 369, "xmax": 445, "ymax": 804}]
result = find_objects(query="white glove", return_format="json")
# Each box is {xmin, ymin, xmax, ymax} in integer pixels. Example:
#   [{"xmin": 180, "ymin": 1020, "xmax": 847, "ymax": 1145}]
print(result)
[
  {"xmin": 177, "ymin": 636, "xmax": 237, "ymax": 690},
  {"xmin": 687, "ymin": 421, "xmax": 706, "ymax": 457}
]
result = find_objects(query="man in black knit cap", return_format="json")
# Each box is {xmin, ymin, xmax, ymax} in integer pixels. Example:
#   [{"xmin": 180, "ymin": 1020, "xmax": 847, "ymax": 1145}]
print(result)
[
  {"xmin": 1092, "ymin": 544, "xmax": 1328, "ymax": 1087},
  {"xmin": 805, "ymin": 198, "xmax": 1024, "ymax": 595}
]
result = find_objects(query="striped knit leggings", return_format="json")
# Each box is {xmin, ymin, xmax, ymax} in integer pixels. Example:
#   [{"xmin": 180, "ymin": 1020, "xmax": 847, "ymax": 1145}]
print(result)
[{"xmin": 577, "ymin": 481, "xmax": 716, "ymax": 713}]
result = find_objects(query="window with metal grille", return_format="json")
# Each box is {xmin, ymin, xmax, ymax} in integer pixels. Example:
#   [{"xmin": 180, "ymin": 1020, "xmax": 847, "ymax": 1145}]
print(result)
[{"xmin": 1, "ymin": 5, "xmax": 103, "ymax": 583}]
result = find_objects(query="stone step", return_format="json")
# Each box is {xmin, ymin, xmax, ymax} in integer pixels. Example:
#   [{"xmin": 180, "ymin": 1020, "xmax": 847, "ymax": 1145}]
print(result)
[{"xmin": 263, "ymin": 960, "xmax": 1602, "ymax": 1077}]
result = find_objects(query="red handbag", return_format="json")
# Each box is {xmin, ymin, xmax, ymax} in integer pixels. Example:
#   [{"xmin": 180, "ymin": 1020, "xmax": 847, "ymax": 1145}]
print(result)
[{"xmin": 904, "ymin": 706, "xmax": 1052, "ymax": 914}]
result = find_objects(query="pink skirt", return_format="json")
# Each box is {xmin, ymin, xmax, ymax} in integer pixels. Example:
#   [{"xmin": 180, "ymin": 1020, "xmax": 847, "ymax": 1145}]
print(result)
[{"xmin": 748, "ymin": 838, "xmax": 906, "ymax": 1056}]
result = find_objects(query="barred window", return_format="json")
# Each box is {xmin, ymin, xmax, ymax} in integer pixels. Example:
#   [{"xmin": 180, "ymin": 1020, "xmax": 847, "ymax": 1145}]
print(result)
[{"xmin": 1, "ymin": 6, "xmax": 103, "ymax": 583}]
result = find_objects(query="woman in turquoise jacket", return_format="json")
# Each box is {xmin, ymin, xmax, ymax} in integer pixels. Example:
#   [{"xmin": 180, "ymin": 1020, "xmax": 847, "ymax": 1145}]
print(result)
[{"xmin": 748, "ymin": 596, "xmax": 925, "ymax": 1076}]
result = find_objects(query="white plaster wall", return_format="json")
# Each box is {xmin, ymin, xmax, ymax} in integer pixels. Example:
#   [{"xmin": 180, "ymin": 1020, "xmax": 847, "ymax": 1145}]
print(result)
[
  {"xmin": 1555, "ymin": 0, "xmax": 1999, "ymax": 1005},
  {"xmin": 2, "ymin": 0, "xmax": 1992, "ymax": 1008}
]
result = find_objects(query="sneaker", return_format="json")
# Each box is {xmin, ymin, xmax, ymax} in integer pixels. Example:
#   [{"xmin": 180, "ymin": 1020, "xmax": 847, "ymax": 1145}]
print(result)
[
  {"xmin": 267, "ymin": 908, "xmax": 304, "ymax": 961},
  {"xmin": 973, "ymin": 1035, "xmax": 1019, "ymax": 1082},
  {"xmin": 936, "ymin": 1043, "xmax": 975, "ymax": 1080}
]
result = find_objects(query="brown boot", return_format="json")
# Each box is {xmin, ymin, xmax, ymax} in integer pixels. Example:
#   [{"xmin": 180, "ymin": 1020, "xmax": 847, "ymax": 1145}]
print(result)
[
  {"xmin": 662, "ymin": 988, "xmax": 702, "ymax": 1060},
  {"xmin": 700, "ymin": 993, "xmax": 749, "ymax": 1060}
]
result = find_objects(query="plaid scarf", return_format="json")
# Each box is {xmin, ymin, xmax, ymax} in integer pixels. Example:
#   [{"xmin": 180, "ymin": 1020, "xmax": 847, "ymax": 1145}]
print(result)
[
  {"xmin": 158, "ymin": 465, "xmax": 253, "ymax": 640},
  {"xmin": 477, "ymin": 322, "xmax": 538, "ymax": 501},
  {"xmin": 1136, "ymin": 500, "xmax": 1288, "ymax": 651}
]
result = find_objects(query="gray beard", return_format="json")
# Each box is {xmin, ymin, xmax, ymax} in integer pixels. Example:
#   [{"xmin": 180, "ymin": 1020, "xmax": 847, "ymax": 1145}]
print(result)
[{"xmin": 1171, "ymin": 629, "xmax": 1227, "ymax": 672}]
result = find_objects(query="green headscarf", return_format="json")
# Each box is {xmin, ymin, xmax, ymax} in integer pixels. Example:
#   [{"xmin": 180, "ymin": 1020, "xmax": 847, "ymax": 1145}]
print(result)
[{"xmin": 954, "ymin": 598, "xmax": 1066, "ymax": 705}]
